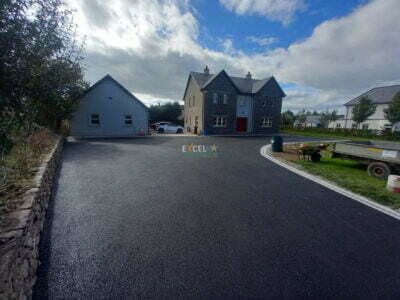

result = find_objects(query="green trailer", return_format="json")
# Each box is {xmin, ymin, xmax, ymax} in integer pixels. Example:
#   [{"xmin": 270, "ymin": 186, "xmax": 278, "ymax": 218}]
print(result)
[{"xmin": 331, "ymin": 141, "xmax": 400, "ymax": 179}]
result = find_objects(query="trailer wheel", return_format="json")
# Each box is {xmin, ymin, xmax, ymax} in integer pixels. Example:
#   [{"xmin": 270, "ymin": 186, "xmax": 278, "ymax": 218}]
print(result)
[{"xmin": 367, "ymin": 162, "xmax": 391, "ymax": 179}]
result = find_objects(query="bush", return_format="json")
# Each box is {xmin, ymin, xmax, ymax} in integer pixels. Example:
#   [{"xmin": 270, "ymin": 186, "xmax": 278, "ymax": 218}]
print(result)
[
  {"xmin": 12, "ymin": 143, "xmax": 34, "ymax": 177},
  {"xmin": 0, "ymin": 132, "xmax": 14, "ymax": 156},
  {"xmin": 27, "ymin": 129, "xmax": 55, "ymax": 155}
]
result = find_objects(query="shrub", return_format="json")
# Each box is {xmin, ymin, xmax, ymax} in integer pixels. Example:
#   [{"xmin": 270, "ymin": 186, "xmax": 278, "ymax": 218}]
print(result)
[
  {"xmin": 11, "ymin": 143, "xmax": 34, "ymax": 177},
  {"xmin": 0, "ymin": 132, "xmax": 13, "ymax": 155}
]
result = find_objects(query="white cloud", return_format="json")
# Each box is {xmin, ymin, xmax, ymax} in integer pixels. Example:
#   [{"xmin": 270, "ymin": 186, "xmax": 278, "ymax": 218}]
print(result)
[
  {"xmin": 277, "ymin": 0, "xmax": 400, "ymax": 94},
  {"xmin": 219, "ymin": 0, "xmax": 306, "ymax": 25},
  {"xmin": 247, "ymin": 36, "xmax": 277, "ymax": 46},
  {"xmin": 66, "ymin": 0, "xmax": 400, "ymax": 111}
]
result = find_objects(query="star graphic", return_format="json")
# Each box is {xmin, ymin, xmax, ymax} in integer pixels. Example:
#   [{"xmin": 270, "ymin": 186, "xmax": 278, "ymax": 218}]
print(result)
[{"xmin": 210, "ymin": 144, "xmax": 218, "ymax": 152}]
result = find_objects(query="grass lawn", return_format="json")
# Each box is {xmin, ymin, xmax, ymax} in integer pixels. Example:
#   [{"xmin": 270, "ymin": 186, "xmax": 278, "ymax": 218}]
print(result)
[
  {"xmin": 281, "ymin": 129, "xmax": 396, "ymax": 142},
  {"xmin": 283, "ymin": 144, "xmax": 400, "ymax": 210}
]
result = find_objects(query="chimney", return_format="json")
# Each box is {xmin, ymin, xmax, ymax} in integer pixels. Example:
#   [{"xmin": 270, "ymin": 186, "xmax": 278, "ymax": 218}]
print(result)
[
  {"xmin": 246, "ymin": 71, "xmax": 252, "ymax": 79},
  {"xmin": 204, "ymin": 65, "xmax": 210, "ymax": 75}
]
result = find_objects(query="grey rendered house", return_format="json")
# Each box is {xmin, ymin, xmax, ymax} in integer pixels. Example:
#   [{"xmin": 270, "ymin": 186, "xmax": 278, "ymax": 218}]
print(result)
[
  {"xmin": 70, "ymin": 75, "xmax": 149, "ymax": 137},
  {"xmin": 183, "ymin": 67, "xmax": 286, "ymax": 135}
]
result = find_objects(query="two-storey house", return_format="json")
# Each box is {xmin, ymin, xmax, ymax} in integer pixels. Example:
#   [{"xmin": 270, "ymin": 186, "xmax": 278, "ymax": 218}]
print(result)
[
  {"xmin": 183, "ymin": 67, "xmax": 286, "ymax": 135},
  {"xmin": 329, "ymin": 85, "xmax": 400, "ymax": 130}
]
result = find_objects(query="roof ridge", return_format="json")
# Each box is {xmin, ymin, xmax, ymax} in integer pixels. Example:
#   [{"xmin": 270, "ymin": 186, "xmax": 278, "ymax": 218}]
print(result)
[{"xmin": 345, "ymin": 84, "xmax": 400, "ymax": 106}]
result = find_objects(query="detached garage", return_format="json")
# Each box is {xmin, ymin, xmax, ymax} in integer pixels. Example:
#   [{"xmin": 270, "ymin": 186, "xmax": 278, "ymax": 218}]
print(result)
[{"xmin": 70, "ymin": 75, "xmax": 149, "ymax": 137}]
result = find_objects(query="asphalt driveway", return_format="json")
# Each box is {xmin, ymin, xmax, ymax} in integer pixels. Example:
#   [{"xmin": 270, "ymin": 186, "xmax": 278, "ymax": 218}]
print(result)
[{"xmin": 34, "ymin": 136, "xmax": 400, "ymax": 299}]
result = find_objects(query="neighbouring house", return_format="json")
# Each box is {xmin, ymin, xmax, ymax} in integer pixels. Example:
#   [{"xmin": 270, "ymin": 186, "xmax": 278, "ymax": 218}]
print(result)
[
  {"xmin": 183, "ymin": 66, "xmax": 286, "ymax": 135},
  {"xmin": 328, "ymin": 115, "xmax": 346, "ymax": 129},
  {"xmin": 294, "ymin": 115, "xmax": 322, "ymax": 128},
  {"xmin": 328, "ymin": 85, "xmax": 400, "ymax": 130},
  {"xmin": 70, "ymin": 75, "xmax": 149, "ymax": 137}
]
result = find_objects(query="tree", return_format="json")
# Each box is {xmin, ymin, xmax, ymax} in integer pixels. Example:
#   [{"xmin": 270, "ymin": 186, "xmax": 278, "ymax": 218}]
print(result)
[
  {"xmin": 149, "ymin": 102, "xmax": 183, "ymax": 125},
  {"xmin": 295, "ymin": 109, "xmax": 307, "ymax": 125},
  {"xmin": 320, "ymin": 110, "xmax": 338, "ymax": 128},
  {"xmin": 352, "ymin": 97, "xmax": 376, "ymax": 129},
  {"xmin": 384, "ymin": 92, "xmax": 400, "ymax": 124},
  {"xmin": 281, "ymin": 110, "xmax": 295, "ymax": 127},
  {"xmin": 0, "ymin": 0, "xmax": 88, "ymax": 135}
]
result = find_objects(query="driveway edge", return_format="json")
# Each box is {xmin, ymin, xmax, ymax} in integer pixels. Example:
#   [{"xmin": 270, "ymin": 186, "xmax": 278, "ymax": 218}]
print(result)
[
  {"xmin": 0, "ymin": 136, "xmax": 64, "ymax": 299},
  {"xmin": 260, "ymin": 144, "xmax": 400, "ymax": 221}
]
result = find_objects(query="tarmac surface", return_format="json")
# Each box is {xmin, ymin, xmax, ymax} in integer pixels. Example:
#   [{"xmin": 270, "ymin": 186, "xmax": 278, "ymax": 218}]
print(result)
[{"xmin": 34, "ymin": 136, "xmax": 400, "ymax": 299}]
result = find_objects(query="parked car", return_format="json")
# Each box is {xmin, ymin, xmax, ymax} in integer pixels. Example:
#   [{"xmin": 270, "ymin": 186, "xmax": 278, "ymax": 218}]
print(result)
[
  {"xmin": 151, "ymin": 121, "xmax": 171, "ymax": 130},
  {"xmin": 158, "ymin": 124, "xmax": 184, "ymax": 134}
]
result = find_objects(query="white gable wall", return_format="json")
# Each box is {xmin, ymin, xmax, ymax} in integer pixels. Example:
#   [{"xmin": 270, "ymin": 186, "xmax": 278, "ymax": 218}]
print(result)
[
  {"xmin": 70, "ymin": 78, "xmax": 148, "ymax": 136},
  {"xmin": 341, "ymin": 104, "xmax": 390, "ymax": 130}
]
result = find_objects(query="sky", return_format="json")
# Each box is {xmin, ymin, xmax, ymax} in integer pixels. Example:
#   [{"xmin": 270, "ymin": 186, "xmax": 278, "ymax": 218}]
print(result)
[{"xmin": 66, "ymin": 0, "xmax": 400, "ymax": 113}]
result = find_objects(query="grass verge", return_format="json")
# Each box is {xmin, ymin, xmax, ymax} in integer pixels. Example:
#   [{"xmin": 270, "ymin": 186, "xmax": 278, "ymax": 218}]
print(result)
[
  {"xmin": 281, "ymin": 129, "xmax": 395, "ymax": 142},
  {"xmin": 276, "ymin": 143, "xmax": 400, "ymax": 210}
]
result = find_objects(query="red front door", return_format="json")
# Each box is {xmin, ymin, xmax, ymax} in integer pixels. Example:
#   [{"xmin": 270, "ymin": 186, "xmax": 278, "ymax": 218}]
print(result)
[{"xmin": 236, "ymin": 118, "xmax": 247, "ymax": 132}]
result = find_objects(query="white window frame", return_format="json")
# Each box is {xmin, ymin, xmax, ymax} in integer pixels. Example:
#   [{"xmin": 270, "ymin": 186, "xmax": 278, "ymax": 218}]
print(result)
[
  {"xmin": 223, "ymin": 94, "xmax": 228, "ymax": 105},
  {"xmin": 362, "ymin": 123, "xmax": 369, "ymax": 130},
  {"xmin": 261, "ymin": 117, "xmax": 273, "ymax": 128},
  {"xmin": 336, "ymin": 123, "xmax": 341, "ymax": 128},
  {"xmin": 213, "ymin": 93, "xmax": 218, "ymax": 104},
  {"xmin": 124, "ymin": 114, "xmax": 133, "ymax": 126},
  {"xmin": 213, "ymin": 116, "xmax": 227, "ymax": 127},
  {"xmin": 90, "ymin": 113, "xmax": 100, "ymax": 127}
]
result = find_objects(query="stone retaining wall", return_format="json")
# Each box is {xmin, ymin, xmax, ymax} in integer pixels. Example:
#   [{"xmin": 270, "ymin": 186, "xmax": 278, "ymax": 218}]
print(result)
[{"xmin": 0, "ymin": 137, "xmax": 63, "ymax": 299}]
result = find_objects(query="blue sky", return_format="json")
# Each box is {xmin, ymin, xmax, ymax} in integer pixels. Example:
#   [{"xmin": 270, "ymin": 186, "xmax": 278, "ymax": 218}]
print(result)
[
  {"xmin": 196, "ymin": 0, "xmax": 366, "ymax": 52},
  {"xmin": 67, "ymin": 0, "xmax": 400, "ymax": 112}
]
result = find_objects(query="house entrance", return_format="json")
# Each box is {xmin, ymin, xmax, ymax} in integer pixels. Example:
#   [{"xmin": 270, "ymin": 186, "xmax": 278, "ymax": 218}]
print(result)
[{"xmin": 236, "ymin": 118, "xmax": 247, "ymax": 132}]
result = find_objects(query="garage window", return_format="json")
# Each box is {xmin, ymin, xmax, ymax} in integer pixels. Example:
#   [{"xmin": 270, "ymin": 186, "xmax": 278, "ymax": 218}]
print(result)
[
  {"xmin": 90, "ymin": 114, "xmax": 100, "ymax": 126},
  {"xmin": 124, "ymin": 114, "xmax": 133, "ymax": 126}
]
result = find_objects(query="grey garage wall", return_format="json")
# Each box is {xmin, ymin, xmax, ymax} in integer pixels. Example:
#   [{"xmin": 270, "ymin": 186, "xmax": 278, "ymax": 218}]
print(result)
[{"xmin": 70, "ymin": 78, "xmax": 149, "ymax": 137}]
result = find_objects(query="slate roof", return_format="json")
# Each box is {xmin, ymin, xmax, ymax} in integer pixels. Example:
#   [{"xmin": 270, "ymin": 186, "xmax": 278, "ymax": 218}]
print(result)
[
  {"xmin": 189, "ymin": 71, "xmax": 283, "ymax": 95},
  {"xmin": 305, "ymin": 115, "xmax": 322, "ymax": 123},
  {"xmin": 345, "ymin": 85, "xmax": 400, "ymax": 106},
  {"xmin": 79, "ymin": 74, "xmax": 148, "ymax": 110}
]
